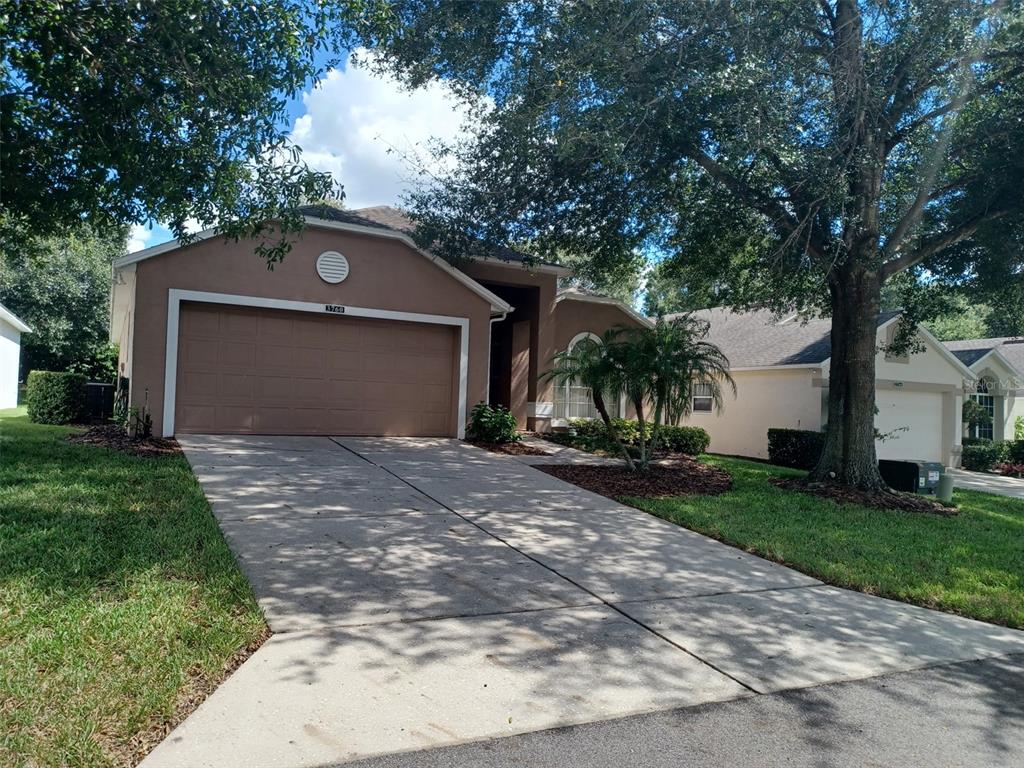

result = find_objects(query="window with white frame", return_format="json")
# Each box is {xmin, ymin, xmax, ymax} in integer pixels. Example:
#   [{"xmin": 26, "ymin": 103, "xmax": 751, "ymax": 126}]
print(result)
[
  {"xmin": 970, "ymin": 379, "xmax": 995, "ymax": 440},
  {"xmin": 692, "ymin": 382, "xmax": 714, "ymax": 413},
  {"xmin": 552, "ymin": 333, "xmax": 621, "ymax": 421}
]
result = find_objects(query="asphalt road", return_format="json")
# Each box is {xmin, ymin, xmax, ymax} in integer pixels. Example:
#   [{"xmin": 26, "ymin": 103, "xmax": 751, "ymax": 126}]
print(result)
[{"xmin": 344, "ymin": 653, "xmax": 1024, "ymax": 768}]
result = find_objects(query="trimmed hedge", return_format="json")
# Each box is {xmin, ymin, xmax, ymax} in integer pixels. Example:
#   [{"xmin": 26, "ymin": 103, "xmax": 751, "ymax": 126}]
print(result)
[
  {"xmin": 658, "ymin": 424, "xmax": 711, "ymax": 454},
  {"xmin": 962, "ymin": 441, "xmax": 1010, "ymax": 472},
  {"xmin": 767, "ymin": 428, "xmax": 826, "ymax": 470},
  {"xmin": 560, "ymin": 418, "xmax": 710, "ymax": 456},
  {"xmin": 26, "ymin": 371, "xmax": 87, "ymax": 425}
]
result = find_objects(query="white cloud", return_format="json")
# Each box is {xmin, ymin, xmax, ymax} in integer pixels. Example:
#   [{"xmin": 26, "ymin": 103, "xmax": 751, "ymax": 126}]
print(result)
[
  {"xmin": 127, "ymin": 222, "xmax": 178, "ymax": 253},
  {"xmin": 289, "ymin": 49, "xmax": 475, "ymax": 209},
  {"xmin": 127, "ymin": 224, "xmax": 155, "ymax": 253}
]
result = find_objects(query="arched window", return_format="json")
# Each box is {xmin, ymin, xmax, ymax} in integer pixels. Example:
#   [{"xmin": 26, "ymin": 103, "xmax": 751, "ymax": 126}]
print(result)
[{"xmin": 553, "ymin": 332, "xmax": 621, "ymax": 422}]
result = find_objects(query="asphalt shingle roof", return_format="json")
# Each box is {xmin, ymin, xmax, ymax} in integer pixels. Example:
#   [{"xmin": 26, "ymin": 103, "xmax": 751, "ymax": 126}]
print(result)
[
  {"xmin": 669, "ymin": 307, "xmax": 902, "ymax": 369},
  {"xmin": 298, "ymin": 204, "xmax": 559, "ymax": 268},
  {"xmin": 944, "ymin": 337, "xmax": 1024, "ymax": 376}
]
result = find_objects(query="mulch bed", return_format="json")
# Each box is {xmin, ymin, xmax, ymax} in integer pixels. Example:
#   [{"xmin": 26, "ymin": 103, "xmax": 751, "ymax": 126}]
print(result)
[
  {"xmin": 538, "ymin": 455, "xmax": 732, "ymax": 499},
  {"xmin": 67, "ymin": 423, "xmax": 181, "ymax": 458},
  {"xmin": 770, "ymin": 476, "xmax": 958, "ymax": 516},
  {"xmin": 468, "ymin": 440, "xmax": 552, "ymax": 456}
]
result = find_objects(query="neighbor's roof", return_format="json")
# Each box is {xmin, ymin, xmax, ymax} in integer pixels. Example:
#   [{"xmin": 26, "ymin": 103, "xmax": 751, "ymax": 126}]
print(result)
[
  {"xmin": 667, "ymin": 307, "xmax": 903, "ymax": 369},
  {"xmin": 944, "ymin": 337, "xmax": 1024, "ymax": 376},
  {"xmin": 298, "ymin": 205, "xmax": 569, "ymax": 273},
  {"xmin": 0, "ymin": 302, "xmax": 31, "ymax": 333}
]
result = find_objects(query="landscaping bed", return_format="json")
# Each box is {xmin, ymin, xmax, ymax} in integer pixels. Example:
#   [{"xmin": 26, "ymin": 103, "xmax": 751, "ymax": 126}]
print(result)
[
  {"xmin": 468, "ymin": 440, "xmax": 551, "ymax": 456},
  {"xmin": 0, "ymin": 411, "xmax": 266, "ymax": 767},
  {"xmin": 538, "ymin": 456, "xmax": 732, "ymax": 498},
  {"xmin": 770, "ymin": 476, "xmax": 957, "ymax": 516},
  {"xmin": 67, "ymin": 422, "xmax": 181, "ymax": 458}
]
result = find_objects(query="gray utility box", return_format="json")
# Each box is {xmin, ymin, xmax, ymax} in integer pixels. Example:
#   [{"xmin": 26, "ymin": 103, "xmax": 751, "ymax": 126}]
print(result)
[{"xmin": 878, "ymin": 459, "xmax": 944, "ymax": 495}]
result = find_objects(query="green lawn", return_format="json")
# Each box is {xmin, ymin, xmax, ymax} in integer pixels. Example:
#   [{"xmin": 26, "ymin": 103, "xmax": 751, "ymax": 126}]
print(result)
[
  {"xmin": 0, "ymin": 409, "xmax": 265, "ymax": 767},
  {"xmin": 626, "ymin": 455, "xmax": 1024, "ymax": 629}
]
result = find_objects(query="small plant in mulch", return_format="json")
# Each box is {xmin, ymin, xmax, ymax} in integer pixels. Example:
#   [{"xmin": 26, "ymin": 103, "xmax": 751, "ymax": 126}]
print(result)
[
  {"xmin": 770, "ymin": 477, "xmax": 958, "ymax": 516},
  {"xmin": 67, "ymin": 423, "xmax": 181, "ymax": 458},
  {"xmin": 468, "ymin": 440, "xmax": 552, "ymax": 456},
  {"xmin": 537, "ymin": 455, "xmax": 732, "ymax": 499}
]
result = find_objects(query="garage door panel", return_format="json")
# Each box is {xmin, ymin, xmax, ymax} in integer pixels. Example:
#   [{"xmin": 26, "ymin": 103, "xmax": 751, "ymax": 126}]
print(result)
[
  {"xmin": 221, "ymin": 341, "xmax": 256, "ymax": 368},
  {"xmin": 176, "ymin": 303, "xmax": 457, "ymax": 436},
  {"xmin": 180, "ymin": 305, "xmax": 223, "ymax": 337},
  {"xmin": 876, "ymin": 391, "xmax": 943, "ymax": 462},
  {"xmin": 293, "ymin": 347, "xmax": 326, "ymax": 372},
  {"xmin": 220, "ymin": 309, "xmax": 258, "ymax": 339}
]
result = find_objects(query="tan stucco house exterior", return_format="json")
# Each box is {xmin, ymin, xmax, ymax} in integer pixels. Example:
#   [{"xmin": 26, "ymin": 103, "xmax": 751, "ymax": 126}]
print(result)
[
  {"xmin": 671, "ymin": 308, "xmax": 977, "ymax": 467},
  {"xmin": 109, "ymin": 205, "xmax": 646, "ymax": 439},
  {"xmin": 944, "ymin": 337, "xmax": 1024, "ymax": 442}
]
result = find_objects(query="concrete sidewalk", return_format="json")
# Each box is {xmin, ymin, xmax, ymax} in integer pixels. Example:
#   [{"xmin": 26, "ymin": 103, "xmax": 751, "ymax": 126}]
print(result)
[{"xmin": 141, "ymin": 436, "xmax": 1024, "ymax": 768}]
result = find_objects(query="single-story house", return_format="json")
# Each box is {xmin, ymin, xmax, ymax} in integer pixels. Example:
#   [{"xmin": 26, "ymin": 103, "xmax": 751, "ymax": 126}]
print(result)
[
  {"xmin": 109, "ymin": 205, "xmax": 647, "ymax": 438},
  {"xmin": 671, "ymin": 308, "xmax": 977, "ymax": 466},
  {"xmin": 943, "ymin": 337, "xmax": 1024, "ymax": 441},
  {"xmin": 0, "ymin": 302, "xmax": 31, "ymax": 409}
]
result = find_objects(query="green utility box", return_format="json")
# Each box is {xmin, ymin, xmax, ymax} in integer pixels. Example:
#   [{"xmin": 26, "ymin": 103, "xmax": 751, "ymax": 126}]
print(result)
[{"xmin": 878, "ymin": 459, "xmax": 944, "ymax": 495}]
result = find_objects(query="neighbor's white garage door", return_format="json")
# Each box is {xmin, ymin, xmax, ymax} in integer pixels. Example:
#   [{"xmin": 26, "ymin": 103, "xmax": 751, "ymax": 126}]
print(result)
[{"xmin": 875, "ymin": 390, "xmax": 944, "ymax": 463}]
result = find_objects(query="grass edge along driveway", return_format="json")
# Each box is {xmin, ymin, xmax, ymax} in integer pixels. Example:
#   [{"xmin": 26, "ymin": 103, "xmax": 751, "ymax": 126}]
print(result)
[
  {"xmin": 0, "ymin": 410, "xmax": 266, "ymax": 768},
  {"xmin": 626, "ymin": 455, "xmax": 1024, "ymax": 630}
]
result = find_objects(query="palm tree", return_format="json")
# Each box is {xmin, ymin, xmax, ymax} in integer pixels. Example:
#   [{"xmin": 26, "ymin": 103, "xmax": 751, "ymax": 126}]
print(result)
[
  {"xmin": 541, "ymin": 329, "xmax": 636, "ymax": 470},
  {"xmin": 615, "ymin": 316, "xmax": 735, "ymax": 469}
]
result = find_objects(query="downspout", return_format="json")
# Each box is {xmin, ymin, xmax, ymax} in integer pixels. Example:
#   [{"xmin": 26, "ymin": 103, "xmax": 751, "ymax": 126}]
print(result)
[{"xmin": 485, "ymin": 310, "xmax": 510, "ymax": 404}]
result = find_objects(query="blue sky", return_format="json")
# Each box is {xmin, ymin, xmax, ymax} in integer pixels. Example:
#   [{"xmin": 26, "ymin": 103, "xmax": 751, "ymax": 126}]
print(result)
[{"xmin": 127, "ymin": 49, "xmax": 472, "ymax": 252}]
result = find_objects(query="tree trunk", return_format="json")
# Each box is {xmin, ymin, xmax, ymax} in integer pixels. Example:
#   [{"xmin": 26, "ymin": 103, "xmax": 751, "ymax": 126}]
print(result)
[
  {"xmin": 809, "ymin": 266, "xmax": 888, "ymax": 490},
  {"xmin": 594, "ymin": 391, "xmax": 636, "ymax": 470},
  {"xmin": 633, "ymin": 395, "xmax": 650, "ymax": 469}
]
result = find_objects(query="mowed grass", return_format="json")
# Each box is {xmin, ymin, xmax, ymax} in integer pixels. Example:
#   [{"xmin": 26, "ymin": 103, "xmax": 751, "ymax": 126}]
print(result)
[
  {"xmin": 626, "ymin": 455, "xmax": 1024, "ymax": 629},
  {"xmin": 0, "ymin": 409, "xmax": 265, "ymax": 767}
]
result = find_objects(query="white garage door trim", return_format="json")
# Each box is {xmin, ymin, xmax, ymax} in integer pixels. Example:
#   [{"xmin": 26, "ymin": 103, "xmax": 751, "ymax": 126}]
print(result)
[{"xmin": 163, "ymin": 289, "xmax": 470, "ymax": 438}]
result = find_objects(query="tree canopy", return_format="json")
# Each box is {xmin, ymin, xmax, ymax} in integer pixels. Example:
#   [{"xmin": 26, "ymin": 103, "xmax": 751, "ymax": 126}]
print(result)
[
  {"xmin": 1, "ymin": 0, "xmax": 387, "ymax": 262},
  {"xmin": 372, "ymin": 0, "xmax": 1024, "ymax": 488},
  {"xmin": 0, "ymin": 226, "xmax": 124, "ymax": 380}
]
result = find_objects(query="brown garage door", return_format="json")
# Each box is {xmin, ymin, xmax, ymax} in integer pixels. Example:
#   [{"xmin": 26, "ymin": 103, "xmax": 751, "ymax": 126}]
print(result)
[{"xmin": 174, "ymin": 302, "xmax": 458, "ymax": 436}]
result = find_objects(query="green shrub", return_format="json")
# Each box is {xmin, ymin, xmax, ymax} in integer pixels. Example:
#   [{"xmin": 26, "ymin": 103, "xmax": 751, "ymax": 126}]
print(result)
[
  {"xmin": 962, "ymin": 441, "xmax": 1009, "ymax": 472},
  {"xmin": 961, "ymin": 436, "xmax": 991, "ymax": 447},
  {"xmin": 658, "ymin": 425, "xmax": 711, "ymax": 455},
  {"xmin": 466, "ymin": 402, "xmax": 520, "ymax": 443},
  {"xmin": 767, "ymin": 428, "xmax": 826, "ymax": 470},
  {"xmin": 1016, "ymin": 416, "xmax": 1024, "ymax": 440},
  {"xmin": 25, "ymin": 371, "xmax": 87, "ymax": 424},
  {"xmin": 1004, "ymin": 440, "xmax": 1024, "ymax": 464}
]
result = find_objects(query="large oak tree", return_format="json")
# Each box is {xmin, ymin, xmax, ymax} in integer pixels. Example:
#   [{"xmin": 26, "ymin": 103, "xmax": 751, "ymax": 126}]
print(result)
[
  {"xmin": 370, "ymin": 0, "xmax": 1024, "ymax": 489},
  {"xmin": 2, "ymin": 0, "xmax": 387, "ymax": 262}
]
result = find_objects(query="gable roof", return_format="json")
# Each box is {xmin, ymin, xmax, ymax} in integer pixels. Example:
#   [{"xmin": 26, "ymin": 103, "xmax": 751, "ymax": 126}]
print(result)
[
  {"xmin": 0, "ymin": 302, "xmax": 31, "ymax": 333},
  {"xmin": 945, "ymin": 337, "xmax": 1024, "ymax": 377},
  {"xmin": 112, "ymin": 207, "xmax": 513, "ymax": 314},
  {"xmin": 555, "ymin": 287, "xmax": 654, "ymax": 328},
  {"xmin": 667, "ymin": 307, "xmax": 901, "ymax": 369},
  {"xmin": 297, "ymin": 205, "xmax": 570, "ymax": 274}
]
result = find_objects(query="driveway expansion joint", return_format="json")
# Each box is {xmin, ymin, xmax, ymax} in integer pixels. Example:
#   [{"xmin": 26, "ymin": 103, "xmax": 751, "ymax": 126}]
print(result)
[{"xmin": 330, "ymin": 436, "xmax": 761, "ymax": 695}]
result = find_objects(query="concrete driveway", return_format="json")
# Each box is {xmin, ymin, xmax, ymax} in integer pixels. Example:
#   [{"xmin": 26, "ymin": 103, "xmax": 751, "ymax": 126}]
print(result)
[
  {"xmin": 141, "ymin": 436, "xmax": 1024, "ymax": 768},
  {"xmin": 949, "ymin": 467, "xmax": 1024, "ymax": 500}
]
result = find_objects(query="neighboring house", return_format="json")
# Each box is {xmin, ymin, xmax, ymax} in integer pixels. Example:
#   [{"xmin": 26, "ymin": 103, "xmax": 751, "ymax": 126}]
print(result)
[
  {"xmin": 943, "ymin": 337, "xmax": 1024, "ymax": 441},
  {"xmin": 0, "ymin": 302, "xmax": 31, "ymax": 409},
  {"xmin": 109, "ymin": 205, "xmax": 646, "ymax": 438},
  {"xmin": 670, "ymin": 308, "xmax": 976, "ymax": 466}
]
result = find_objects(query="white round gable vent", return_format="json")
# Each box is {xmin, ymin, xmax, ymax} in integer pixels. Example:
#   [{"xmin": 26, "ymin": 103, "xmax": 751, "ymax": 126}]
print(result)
[{"xmin": 316, "ymin": 251, "xmax": 350, "ymax": 284}]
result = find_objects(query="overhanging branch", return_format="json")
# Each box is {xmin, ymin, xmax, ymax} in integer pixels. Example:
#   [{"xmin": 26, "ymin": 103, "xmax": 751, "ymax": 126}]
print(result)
[{"xmin": 880, "ymin": 208, "xmax": 1010, "ymax": 279}]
